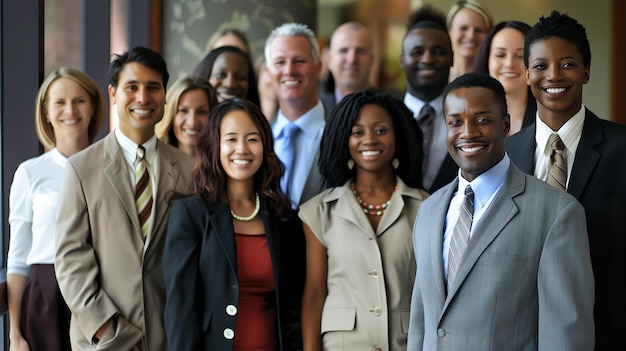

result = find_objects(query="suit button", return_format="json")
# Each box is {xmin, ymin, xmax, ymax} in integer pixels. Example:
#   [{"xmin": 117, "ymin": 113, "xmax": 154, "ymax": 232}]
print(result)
[
  {"xmin": 369, "ymin": 269, "xmax": 379, "ymax": 278},
  {"xmin": 226, "ymin": 305, "xmax": 238, "ymax": 316},
  {"xmin": 373, "ymin": 348, "xmax": 382, "ymax": 351},
  {"xmin": 437, "ymin": 328, "xmax": 446, "ymax": 337},
  {"xmin": 373, "ymin": 307, "xmax": 382, "ymax": 316},
  {"xmin": 223, "ymin": 328, "xmax": 234, "ymax": 339}
]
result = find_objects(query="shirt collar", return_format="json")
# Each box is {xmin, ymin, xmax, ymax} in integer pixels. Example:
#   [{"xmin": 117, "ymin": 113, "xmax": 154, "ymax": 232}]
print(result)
[
  {"xmin": 274, "ymin": 101, "xmax": 326, "ymax": 138},
  {"xmin": 49, "ymin": 148, "xmax": 67, "ymax": 168},
  {"xmin": 114, "ymin": 128, "xmax": 158, "ymax": 166},
  {"xmin": 535, "ymin": 104, "xmax": 585, "ymax": 156},
  {"xmin": 403, "ymin": 93, "xmax": 443, "ymax": 120},
  {"xmin": 457, "ymin": 154, "xmax": 510, "ymax": 209}
]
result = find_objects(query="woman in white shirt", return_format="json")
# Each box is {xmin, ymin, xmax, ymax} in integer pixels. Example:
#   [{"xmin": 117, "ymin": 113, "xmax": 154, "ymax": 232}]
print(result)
[{"xmin": 7, "ymin": 67, "xmax": 105, "ymax": 351}]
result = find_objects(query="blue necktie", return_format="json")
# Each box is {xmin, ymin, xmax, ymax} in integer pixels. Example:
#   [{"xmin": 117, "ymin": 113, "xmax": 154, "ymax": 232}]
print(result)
[{"xmin": 279, "ymin": 122, "xmax": 300, "ymax": 200}]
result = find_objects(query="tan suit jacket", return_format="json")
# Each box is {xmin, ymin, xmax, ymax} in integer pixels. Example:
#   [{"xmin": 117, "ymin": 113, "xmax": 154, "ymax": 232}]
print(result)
[{"xmin": 55, "ymin": 133, "xmax": 194, "ymax": 351}]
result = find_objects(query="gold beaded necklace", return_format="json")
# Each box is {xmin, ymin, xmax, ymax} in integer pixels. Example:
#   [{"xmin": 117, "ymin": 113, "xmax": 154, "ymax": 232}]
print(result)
[{"xmin": 351, "ymin": 182, "xmax": 398, "ymax": 216}]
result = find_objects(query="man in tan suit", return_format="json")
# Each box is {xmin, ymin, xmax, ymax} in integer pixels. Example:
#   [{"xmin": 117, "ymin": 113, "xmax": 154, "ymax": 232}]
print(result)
[{"xmin": 55, "ymin": 47, "xmax": 194, "ymax": 351}]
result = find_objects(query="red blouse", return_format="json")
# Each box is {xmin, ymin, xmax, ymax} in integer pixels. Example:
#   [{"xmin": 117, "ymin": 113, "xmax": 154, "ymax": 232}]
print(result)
[{"xmin": 233, "ymin": 234, "xmax": 277, "ymax": 351}]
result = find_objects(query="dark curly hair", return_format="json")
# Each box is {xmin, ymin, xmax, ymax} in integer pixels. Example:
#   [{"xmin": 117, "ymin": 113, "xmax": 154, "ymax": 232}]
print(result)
[
  {"xmin": 320, "ymin": 89, "xmax": 423, "ymax": 189},
  {"xmin": 192, "ymin": 98, "xmax": 291, "ymax": 219},
  {"xmin": 524, "ymin": 11, "xmax": 591, "ymax": 68}
]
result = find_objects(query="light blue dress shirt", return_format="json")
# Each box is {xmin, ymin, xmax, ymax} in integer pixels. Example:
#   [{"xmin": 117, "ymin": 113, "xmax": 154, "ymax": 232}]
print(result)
[
  {"xmin": 272, "ymin": 101, "xmax": 326, "ymax": 206},
  {"xmin": 442, "ymin": 154, "xmax": 510, "ymax": 278}
]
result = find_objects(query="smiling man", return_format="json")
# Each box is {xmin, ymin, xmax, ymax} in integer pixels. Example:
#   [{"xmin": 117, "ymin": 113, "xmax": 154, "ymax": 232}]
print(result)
[
  {"xmin": 264, "ymin": 23, "xmax": 326, "ymax": 207},
  {"xmin": 408, "ymin": 73, "xmax": 594, "ymax": 351},
  {"xmin": 55, "ymin": 47, "xmax": 195, "ymax": 351},
  {"xmin": 400, "ymin": 5, "xmax": 457, "ymax": 193},
  {"xmin": 505, "ymin": 11, "xmax": 626, "ymax": 350}
]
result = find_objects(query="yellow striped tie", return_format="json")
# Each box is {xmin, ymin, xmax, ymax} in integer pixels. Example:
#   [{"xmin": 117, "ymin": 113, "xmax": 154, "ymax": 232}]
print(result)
[{"xmin": 135, "ymin": 145, "xmax": 153, "ymax": 239}]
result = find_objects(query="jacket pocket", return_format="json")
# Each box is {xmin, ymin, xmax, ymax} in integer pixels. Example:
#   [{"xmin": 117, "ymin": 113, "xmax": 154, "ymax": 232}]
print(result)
[
  {"xmin": 202, "ymin": 312, "xmax": 212, "ymax": 332},
  {"xmin": 321, "ymin": 308, "xmax": 356, "ymax": 333}
]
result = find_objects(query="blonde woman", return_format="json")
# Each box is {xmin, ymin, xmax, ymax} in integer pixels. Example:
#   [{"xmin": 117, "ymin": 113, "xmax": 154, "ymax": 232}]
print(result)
[
  {"xmin": 155, "ymin": 76, "xmax": 218, "ymax": 157},
  {"xmin": 447, "ymin": 0, "xmax": 493, "ymax": 81},
  {"xmin": 7, "ymin": 67, "xmax": 105, "ymax": 351}
]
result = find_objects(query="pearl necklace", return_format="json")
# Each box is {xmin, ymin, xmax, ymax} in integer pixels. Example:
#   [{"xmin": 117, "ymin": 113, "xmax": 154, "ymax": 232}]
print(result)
[
  {"xmin": 351, "ymin": 182, "xmax": 398, "ymax": 216},
  {"xmin": 230, "ymin": 193, "xmax": 260, "ymax": 221}
]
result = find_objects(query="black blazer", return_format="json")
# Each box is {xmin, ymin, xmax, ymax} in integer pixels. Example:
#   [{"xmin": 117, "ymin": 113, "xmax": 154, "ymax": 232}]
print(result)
[
  {"xmin": 506, "ymin": 108, "xmax": 626, "ymax": 351},
  {"xmin": 163, "ymin": 196, "xmax": 305, "ymax": 351}
]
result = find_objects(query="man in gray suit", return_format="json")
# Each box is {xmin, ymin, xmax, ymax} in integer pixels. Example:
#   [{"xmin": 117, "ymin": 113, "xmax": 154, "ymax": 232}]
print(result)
[
  {"xmin": 55, "ymin": 47, "xmax": 194, "ymax": 350},
  {"xmin": 407, "ymin": 73, "xmax": 594, "ymax": 350}
]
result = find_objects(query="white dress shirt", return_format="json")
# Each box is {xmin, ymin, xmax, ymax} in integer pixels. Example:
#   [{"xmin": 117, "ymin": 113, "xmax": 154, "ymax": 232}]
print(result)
[
  {"xmin": 403, "ymin": 93, "xmax": 447, "ymax": 191},
  {"xmin": 533, "ymin": 105, "xmax": 585, "ymax": 189},
  {"xmin": 8, "ymin": 148, "xmax": 67, "ymax": 276},
  {"xmin": 442, "ymin": 155, "xmax": 510, "ymax": 278},
  {"xmin": 114, "ymin": 128, "xmax": 158, "ymax": 233}
]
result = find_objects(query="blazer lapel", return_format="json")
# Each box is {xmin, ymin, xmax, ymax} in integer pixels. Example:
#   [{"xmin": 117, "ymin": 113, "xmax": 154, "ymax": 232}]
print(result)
[
  {"xmin": 332, "ymin": 185, "xmax": 377, "ymax": 239},
  {"xmin": 506, "ymin": 123, "xmax": 536, "ymax": 174},
  {"xmin": 443, "ymin": 165, "xmax": 522, "ymax": 308},
  {"xmin": 103, "ymin": 134, "xmax": 143, "ymax": 237},
  {"xmin": 150, "ymin": 142, "xmax": 182, "ymax": 242},
  {"xmin": 211, "ymin": 202, "xmax": 238, "ymax": 274},
  {"xmin": 568, "ymin": 109, "xmax": 602, "ymax": 199},
  {"xmin": 376, "ymin": 177, "xmax": 426, "ymax": 236},
  {"xmin": 430, "ymin": 181, "xmax": 457, "ymax": 311}
]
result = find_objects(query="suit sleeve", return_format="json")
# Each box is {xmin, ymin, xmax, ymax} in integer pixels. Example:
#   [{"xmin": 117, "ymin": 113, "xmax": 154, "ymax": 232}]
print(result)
[
  {"xmin": 407, "ymin": 209, "xmax": 426, "ymax": 351},
  {"xmin": 163, "ymin": 199, "xmax": 203, "ymax": 350},
  {"xmin": 538, "ymin": 199, "xmax": 595, "ymax": 350},
  {"xmin": 55, "ymin": 160, "xmax": 124, "ymax": 345}
]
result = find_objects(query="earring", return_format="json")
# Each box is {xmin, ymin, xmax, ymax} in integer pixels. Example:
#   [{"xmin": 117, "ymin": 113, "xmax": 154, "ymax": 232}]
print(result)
[
  {"xmin": 392, "ymin": 158, "xmax": 399, "ymax": 169},
  {"xmin": 347, "ymin": 159, "xmax": 355, "ymax": 170}
]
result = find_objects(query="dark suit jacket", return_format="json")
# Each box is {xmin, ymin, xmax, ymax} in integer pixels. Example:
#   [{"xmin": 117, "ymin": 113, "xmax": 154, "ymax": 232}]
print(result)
[
  {"xmin": 506, "ymin": 108, "xmax": 626, "ymax": 350},
  {"xmin": 428, "ymin": 155, "xmax": 458, "ymax": 194},
  {"xmin": 162, "ymin": 196, "xmax": 305, "ymax": 350}
]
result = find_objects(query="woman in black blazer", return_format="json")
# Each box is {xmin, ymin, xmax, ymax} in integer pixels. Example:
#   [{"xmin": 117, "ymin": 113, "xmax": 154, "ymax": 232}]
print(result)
[{"xmin": 163, "ymin": 98, "xmax": 305, "ymax": 350}]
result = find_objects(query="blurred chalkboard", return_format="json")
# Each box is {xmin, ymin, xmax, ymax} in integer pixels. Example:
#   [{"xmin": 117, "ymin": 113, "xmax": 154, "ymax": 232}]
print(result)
[{"xmin": 163, "ymin": 0, "xmax": 317, "ymax": 84}]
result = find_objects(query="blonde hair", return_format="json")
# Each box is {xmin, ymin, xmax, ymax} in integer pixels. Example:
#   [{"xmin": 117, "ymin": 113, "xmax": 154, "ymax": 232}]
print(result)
[
  {"xmin": 35, "ymin": 67, "xmax": 105, "ymax": 151},
  {"xmin": 156, "ymin": 76, "xmax": 218, "ymax": 147},
  {"xmin": 447, "ymin": 0, "xmax": 493, "ymax": 31}
]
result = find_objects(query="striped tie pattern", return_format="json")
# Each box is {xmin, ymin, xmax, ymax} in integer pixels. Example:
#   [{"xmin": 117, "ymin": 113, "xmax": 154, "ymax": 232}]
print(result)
[
  {"xmin": 546, "ymin": 133, "xmax": 567, "ymax": 190},
  {"xmin": 447, "ymin": 185, "xmax": 474, "ymax": 291},
  {"xmin": 135, "ymin": 145, "xmax": 153, "ymax": 239}
]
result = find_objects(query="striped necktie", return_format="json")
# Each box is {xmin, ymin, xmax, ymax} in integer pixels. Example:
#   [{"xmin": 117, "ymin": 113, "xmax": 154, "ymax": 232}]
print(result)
[
  {"xmin": 135, "ymin": 145, "xmax": 153, "ymax": 239},
  {"xmin": 447, "ymin": 185, "xmax": 474, "ymax": 291},
  {"xmin": 546, "ymin": 133, "xmax": 567, "ymax": 190}
]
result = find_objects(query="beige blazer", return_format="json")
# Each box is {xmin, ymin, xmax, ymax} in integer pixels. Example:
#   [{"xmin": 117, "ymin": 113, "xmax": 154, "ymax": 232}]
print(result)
[
  {"xmin": 55, "ymin": 133, "xmax": 194, "ymax": 351},
  {"xmin": 299, "ymin": 177, "xmax": 429, "ymax": 350}
]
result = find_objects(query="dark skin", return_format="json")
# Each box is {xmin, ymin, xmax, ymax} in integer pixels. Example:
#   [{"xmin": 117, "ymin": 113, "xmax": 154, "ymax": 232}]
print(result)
[
  {"xmin": 400, "ymin": 27, "xmax": 453, "ymax": 102},
  {"xmin": 444, "ymin": 87, "xmax": 510, "ymax": 181},
  {"xmin": 526, "ymin": 37, "xmax": 590, "ymax": 131}
]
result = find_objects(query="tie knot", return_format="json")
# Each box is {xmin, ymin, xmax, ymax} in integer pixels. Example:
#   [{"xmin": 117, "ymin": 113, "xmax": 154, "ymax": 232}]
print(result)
[
  {"xmin": 283, "ymin": 122, "xmax": 300, "ymax": 138},
  {"xmin": 464, "ymin": 185, "xmax": 474, "ymax": 198},
  {"xmin": 548, "ymin": 134, "xmax": 565, "ymax": 151},
  {"xmin": 136, "ymin": 145, "xmax": 146, "ymax": 163},
  {"xmin": 418, "ymin": 104, "xmax": 435, "ymax": 121}
]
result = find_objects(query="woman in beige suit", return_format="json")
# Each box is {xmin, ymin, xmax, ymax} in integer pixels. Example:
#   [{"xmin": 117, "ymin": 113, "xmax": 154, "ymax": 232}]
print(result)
[{"xmin": 299, "ymin": 90, "xmax": 429, "ymax": 350}]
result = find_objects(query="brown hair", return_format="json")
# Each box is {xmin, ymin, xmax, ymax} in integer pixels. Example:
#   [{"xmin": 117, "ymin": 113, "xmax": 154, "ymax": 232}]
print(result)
[
  {"xmin": 36, "ymin": 67, "xmax": 105, "ymax": 150},
  {"xmin": 193, "ymin": 98, "xmax": 292, "ymax": 219}
]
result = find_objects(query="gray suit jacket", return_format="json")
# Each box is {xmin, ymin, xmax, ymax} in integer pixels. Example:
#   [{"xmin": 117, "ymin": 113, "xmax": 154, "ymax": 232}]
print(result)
[
  {"xmin": 55, "ymin": 133, "xmax": 194, "ymax": 351},
  {"xmin": 408, "ymin": 162, "xmax": 594, "ymax": 351}
]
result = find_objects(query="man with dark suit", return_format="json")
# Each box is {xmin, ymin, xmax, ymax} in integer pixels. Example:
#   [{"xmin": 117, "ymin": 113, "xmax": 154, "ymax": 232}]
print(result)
[
  {"xmin": 400, "ymin": 5, "xmax": 457, "ymax": 193},
  {"xmin": 319, "ymin": 22, "xmax": 373, "ymax": 113},
  {"xmin": 55, "ymin": 47, "xmax": 195, "ymax": 351},
  {"xmin": 408, "ymin": 73, "xmax": 594, "ymax": 350},
  {"xmin": 505, "ymin": 11, "xmax": 626, "ymax": 350},
  {"xmin": 265, "ymin": 23, "xmax": 326, "ymax": 207}
]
